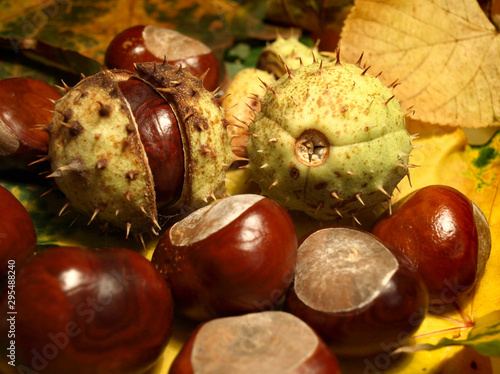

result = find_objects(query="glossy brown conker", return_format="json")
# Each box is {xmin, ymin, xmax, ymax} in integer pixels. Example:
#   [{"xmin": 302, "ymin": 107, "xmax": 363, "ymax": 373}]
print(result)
[
  {"xmin": 169, "ymin": 311, "xmax": 341, "ymax": 374},
  {"xmin": 105, "ymin": 25, "xmax": 221, "ymax": 91},
  {"xmin": 284, "ymin": 227, "xmax": 429, "ymax": 358},
  {"xmin": 0, "ymin": 77, "xmax": 62, "ymax": 168},
  {"xmin": 0, "ymin": 246, "xmax": 174, "ymax": 374},
  {"xmin": 0, "ymin": 185, "xmax": 37, "ymax": 283},
  {"xmin": 371, "ymin": 185, "xmax": 491, "ymax": 305},
  {"xmin": 152, "ymin": 194, "xmax": 298, "ymax": 322},
  {"xmin": 118, "ymin": 77, "xmax": 184, "ymax": 208}
]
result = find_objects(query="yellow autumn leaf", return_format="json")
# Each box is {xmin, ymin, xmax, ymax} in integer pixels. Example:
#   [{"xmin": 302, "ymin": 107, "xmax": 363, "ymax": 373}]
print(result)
[{"xmin": 339, "ymin": 0, "xmax": 500, "ymax": 128}]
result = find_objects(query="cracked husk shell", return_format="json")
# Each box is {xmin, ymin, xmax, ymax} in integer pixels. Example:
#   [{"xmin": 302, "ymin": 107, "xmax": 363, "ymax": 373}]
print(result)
[{"xmin": 48, "ymin": 65, "xmax": 232, "ymax": 234}]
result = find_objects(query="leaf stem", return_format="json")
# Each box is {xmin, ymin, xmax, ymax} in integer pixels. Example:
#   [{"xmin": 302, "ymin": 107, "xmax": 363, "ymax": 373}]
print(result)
[
  {"xmin": 427, "ymin": 311, "xmax": 470, "ymax": 327},
  {"xmin": 411, "ymin": 326, "xmax": 467, "ymax": 341}
]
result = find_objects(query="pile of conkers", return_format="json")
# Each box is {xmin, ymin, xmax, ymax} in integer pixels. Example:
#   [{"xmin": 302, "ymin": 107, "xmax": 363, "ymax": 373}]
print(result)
[
  {"xmin": 0, "ymin": 180, "xmax": 491, "ymax": 372},
  {"xmin": 0, "ymin": 24, "xmax": 493, "ymax": 374}
]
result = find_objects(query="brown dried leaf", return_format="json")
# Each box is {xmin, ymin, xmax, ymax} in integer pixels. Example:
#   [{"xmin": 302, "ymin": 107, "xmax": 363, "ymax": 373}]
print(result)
[{"xmin": 339, "ymin": 0, "xmax": 500, "ymax": 128}]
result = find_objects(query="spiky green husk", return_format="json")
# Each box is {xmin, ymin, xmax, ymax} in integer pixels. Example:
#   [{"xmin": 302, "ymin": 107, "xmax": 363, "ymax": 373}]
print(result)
[{"xmin": 247, "ymin": 60, "xmax": 413, "ymax": 221}]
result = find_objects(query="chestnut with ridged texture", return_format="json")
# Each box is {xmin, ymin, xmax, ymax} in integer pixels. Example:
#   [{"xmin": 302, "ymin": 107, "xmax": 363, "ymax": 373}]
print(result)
[
  {"xmin": 117, "ymin": 76, "xmax": 184, "ymax": 209},
  {"xmin": 169, "ymin": 311, "xmax": 341, "ymax": 374},
  {"xmin": 0, "ymin": 246, "xmax": 174, "ymax": 374},
  {"xmin": 0, "ymin": 77, "xmax": 62, "ymax": 169},
  {"xmin": 105, "ymin": 25, "xmax": 221, "ymax": 91},
  {"xmin": 152, "ymin": 194, "xmax": 298, "ymax": 322},
  {"xmin": 371, "ymin": 184, "xmax": 491, "ymax": 306},
  {"xmin": 0, "ymin": 185, "xmax": 37, "ymax": 282},
  {"xmin": 284, "ymin": 227, "xmax": 429, "ymax": 358}
]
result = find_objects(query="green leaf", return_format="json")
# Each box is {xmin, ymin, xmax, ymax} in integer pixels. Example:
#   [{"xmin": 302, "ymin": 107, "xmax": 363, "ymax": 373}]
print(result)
[
  {"xmin": 466, "ymin": 311, "xmax": 500, "ymax": 356},
  {"xmin": 224, "ymin": 41, "xmax": 266, "ymax": 77}
]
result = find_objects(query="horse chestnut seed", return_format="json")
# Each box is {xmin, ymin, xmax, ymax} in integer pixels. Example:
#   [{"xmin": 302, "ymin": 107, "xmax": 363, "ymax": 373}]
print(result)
[
  {"xmin": 0, "ymin": 246, "xmax": 174, "ymax": 374},
  {"xmin": 152, "ymin": 194, "xmax": 298, "ymax": 322},
  {"xmin": 117, "ymin": 77, "xmax": 184, "ymax": 209},
  {"xmin": 0, "ymin": 185, "xmax": 37, "ymax": 282},
  {"xmin": 284, "ymin": 227, "xmax": 429, "ymax": 358},
  {"xmin": 371, "ymin": 184, "xmax": 492, "ymax": 305},
  {"xmin": 169, "ymin": 311, "xmax": 341, "ymax": 374},
  {"xmin": 105, "ymin": 25, "xmax": 221, "ymax": 91},
  {"xmin": 0, "ymin": 77, "xmax": 62, "ymax": 169}
]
